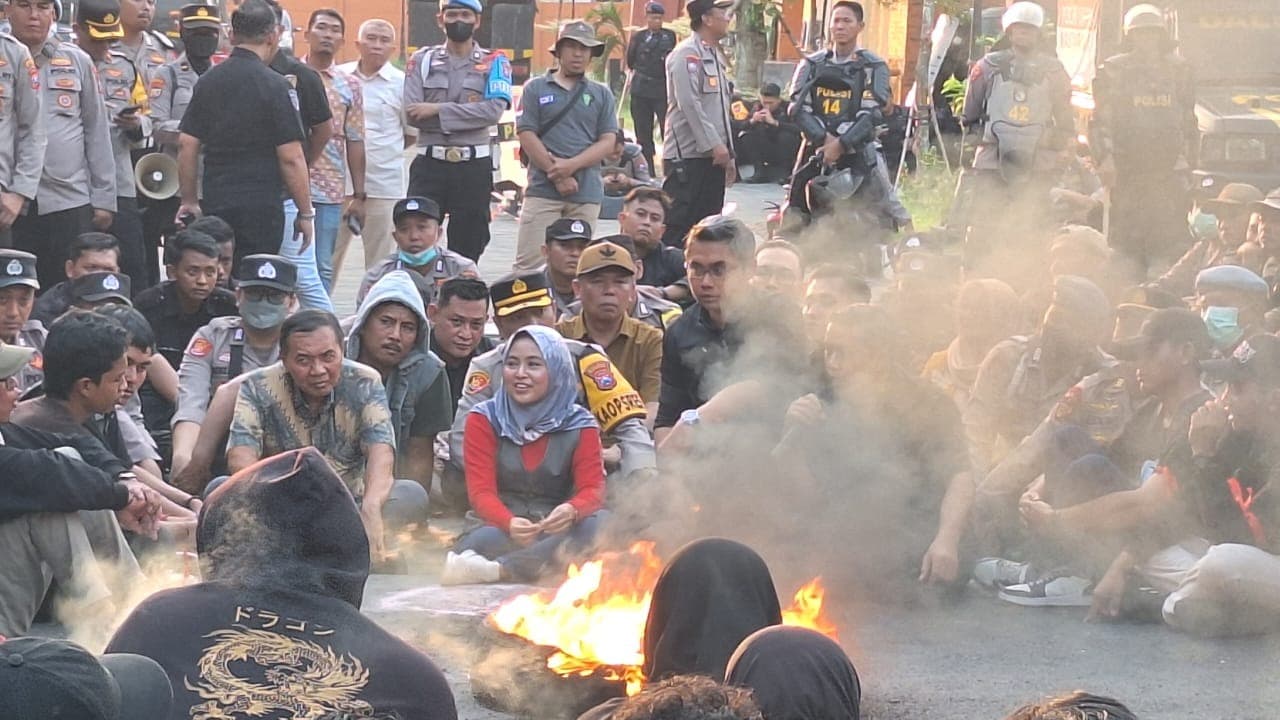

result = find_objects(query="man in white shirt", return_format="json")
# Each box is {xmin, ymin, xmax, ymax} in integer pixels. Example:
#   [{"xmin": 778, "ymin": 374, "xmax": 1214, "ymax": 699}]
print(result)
[{"xmin": 334, "ymin": 18, "xmax": 418, "ymax": 286}]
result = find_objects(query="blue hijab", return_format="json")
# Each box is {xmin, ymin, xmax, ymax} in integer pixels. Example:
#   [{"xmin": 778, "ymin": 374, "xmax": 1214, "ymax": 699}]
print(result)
[{"xmin": 472, "ymin": 326, "xmax": 597, "ymax": 445}]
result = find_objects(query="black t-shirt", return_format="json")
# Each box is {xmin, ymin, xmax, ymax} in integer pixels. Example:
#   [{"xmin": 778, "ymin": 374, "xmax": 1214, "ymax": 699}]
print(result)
[
  {"xmin": 269, "ymin": 50, "xmax": 333, "ymax": 133},
  {"xmin": 180, "ymin": 48, "xmax": 307, "ymax": 207},
  {"xmin": 638, "ymin": 244, "xmax": 687, "ymax": 288}
]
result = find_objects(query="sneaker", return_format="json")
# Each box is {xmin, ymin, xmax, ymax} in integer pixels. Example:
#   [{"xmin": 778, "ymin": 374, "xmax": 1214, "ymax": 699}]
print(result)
[
  {"xmin": 973, "ymin": 557, "xmax": 1032, "ymax": 589},
  {"xmin": 998, "ymin": 574, "xmax": 1093, "ymax": 607},
  {"xmin": 441, "ymin": 550, "xmax": 502, "ymax": 586}
]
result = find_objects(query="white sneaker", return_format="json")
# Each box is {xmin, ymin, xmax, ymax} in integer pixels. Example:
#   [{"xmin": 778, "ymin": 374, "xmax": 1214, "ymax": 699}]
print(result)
[
  {"xmin": 998, "ymin": 574, "xmax": 1093, "ymax": 607},
  {"xmin": 973, "ymin": 557, "xmax": 1033, "ymax": 589},
  {"xmin": 441, "ymin": 550, "xmax": 502, "ymax": 586}
]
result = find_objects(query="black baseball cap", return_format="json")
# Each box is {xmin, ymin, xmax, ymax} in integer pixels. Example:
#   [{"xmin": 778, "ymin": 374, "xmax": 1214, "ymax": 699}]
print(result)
[
  {"xmin": 180, "ymin": 2, "xmax": 222, "ymax": 28},
  {"xmin": 546, "ymin": 218, "xmax": 592, "ymax": 244},
  {"xmin": 77, "ymin": 0, "xmax": 125, "ymax": 40},
  {"xmin": 238, "ymin": 254, "xmax": 298, "ymax": 292},
  {"xmin": 0, "ymin": 250, "xmax": 38, "ymax": 290},
  {"xmin": 1112, "ymin": 307, "xmax": 1211, "ymax": 361},
  {"xmin": 0, "ymin": 637, "xmax": 173, "ymax": 720},
  {"xmin": 393, "ymin": 196, "xmax": 442, "ymax": 224},
  {"xmin": 1204, "ymin": 333, "xmax": 1280, "ymax": 388},
  {"xmin": 490, "ymin": 272, "xmax": 553, "ymax": 317},
  {"xmin": 760, "ymin": 82, "xmax": 782, "ymax": 98},
  {"xmin": 686, "ymin": 0, "xmax": 734, "ymax": 19},
  {"xmin": 71, "ymin": 271, "xmax": 131, "ymax": 304},
  {"xmin": 645, "ymin": 1, "xmax": 665, "ymax": 14}
]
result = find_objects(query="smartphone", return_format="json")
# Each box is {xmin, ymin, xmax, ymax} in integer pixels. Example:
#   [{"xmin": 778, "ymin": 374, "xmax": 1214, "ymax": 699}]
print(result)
[
  {"xmin": 177, "ymin": 210, "xmax": 196, "ymax": 228},
  {"xmin": 117, "ymin": 105, "xmax": 142, "ymax": 116},
  {"xmin": 345, "ymin": 213, "xmax": 363, "ymax": 235}
]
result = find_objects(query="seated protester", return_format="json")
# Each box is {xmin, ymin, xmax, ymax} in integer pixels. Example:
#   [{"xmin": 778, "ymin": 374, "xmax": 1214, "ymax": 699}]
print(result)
[
  {"xmin": 564, "ymin": 234, "xmax": 682, "ymax": 332},
  {"xmin": 775, "ymin": 304, "xmax": 973, "ymax": 595},
  {"xmin": 171, "ymin": 255, "xmax": 298, "ymax": 474},
  {"xmin": 69, "ymin": 271, "xmax": 132, "ymax": 311},
  {"xmin": 1019, "ymin": 226, "xmax": 1120, "ymax": 329},
  {"xmin": 964, "ymin": 275, "xmax": 1118, "ymax": 478},
  {"xmin": 724, "ymin": 627, "xmax": 861, "ymax": 720},
  {"xmin": 94, "ymin": 305, "xmax": 165, "ymax": 480},
  {"xmin": 188, "ymin": 215, "xmax": 238, "ymax": 291},
  {"xmin": 602, "ymin": 135, "xmax": 654, "ymax": 197},
  {"xmin": 31, "ymin": 232, "xmax": 122, "ymax": 325},
  {"xmin": 881, "ymin": 250, "xmax": 963, "ymax": 369},
  {"xmin": 557, "ymin": 241, "xmax": 664, "ymax": 422},
  {"xmin": 11, "ymin": 313, "xmax": 199, "ymax": 523},
  {"xmin": 800, "ymin": 263, "xmax": 871, "ymax": 348},
  {"xmin": 617, "ymin": 187, "xmax": 690, "ymax": 303},
  {"xmin": 443, "ymin": 326, "xmax": 606, "ymax": 585},
  {"xmin": 447, "ymin": 272, "xmax": 653, "ymax": 506},
  {"xmin": 1002, "ymin": 692, "xmax": 1137, "ymax": 720},
  {"xmin": 986, "ymin": 309, "xmax": 1212, "ymax": 606},
  {"xmin": 0, "ymin": 250, "xmax": 45, "ymax": 394},
  {"xmin": 0, "ymin": 341, "xmax": 161, "ymax": 638},
  {"xmin": 1193, "ymin": 264, "xmax": 1269, "ymax": 357},
  {"xmin": 0, "ymin": 638, "xmax": 173, "ymax": 718},
  {"xmin": 428, "ymin": 277, "xmax": 496, "ymax": 415},
  {"xmin": 228, "ymin": 310, "xmax": 427, "ymax": 562},
  {"xmin": 135, "ymin": 229, "xmax": 239, "ymax": 464},
  {"xmin": 542, "ymin": 218, "xmax": 594, "ymax": 316},
  {"xmin": 921, "ymin": 278, "xmax": 1023, "ymax": 413},
  {"xmin": 730, "ymin": 82, "xmax": 801, "ymax": 184},
  {"xmin": 749, "ymin": 239, "xmax": 804, "ymax": 303},
  {"xmin": 1152, "ymin": 183, "xmax": 1261, "ymax": 298},
  {"xmin": 106, "ymin": 448, "xmax": 460, "ymax": 720},
  {"xmin": 356, "ymin": 197, "xmax": 478, "ymax": 309},
  {"xmin": 347, "ymin": 271, "xmax": 453, "ymax": 488},
  {"xmin": 582, "ymin": 675, "xmax": 762, "ymax": 720}
]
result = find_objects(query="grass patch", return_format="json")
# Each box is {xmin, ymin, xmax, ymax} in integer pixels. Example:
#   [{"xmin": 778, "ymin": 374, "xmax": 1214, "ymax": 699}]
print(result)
[{"xmin": 898, "ymin": 150, "xmax": 960, "ymax": 231}]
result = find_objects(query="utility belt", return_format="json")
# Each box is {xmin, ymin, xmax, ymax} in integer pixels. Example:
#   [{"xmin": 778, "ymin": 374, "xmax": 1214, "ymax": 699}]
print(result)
[{"xmin": 419, "ymin": 144, "xmax": 492, "ymax": 162}]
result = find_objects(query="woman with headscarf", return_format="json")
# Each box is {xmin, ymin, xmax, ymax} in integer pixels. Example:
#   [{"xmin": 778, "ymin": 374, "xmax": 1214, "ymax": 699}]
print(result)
[
  {"xmin": 725, "ymin": 626, "xmax": 861, "ymax": 720},
  {"xmin": 442, "ymin": 326, "xmax": 605, "ymax": 585}
]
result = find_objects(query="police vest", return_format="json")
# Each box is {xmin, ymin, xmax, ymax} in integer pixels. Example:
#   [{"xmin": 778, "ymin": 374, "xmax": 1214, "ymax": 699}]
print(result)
[
  {"xmin": 980, "ymin": 52, "xmax": 1054, "ymax": 177},
  {"xmin": 809, "ymin": 53, "xmax": 868, "ymax": 134},
  {"xmin": 1105, "ymin": 54, "xmax": 1186, "ymax": 168},
  {"xmin": 495, "ymin": 429, "xmax": 581, "ymax": 521}
]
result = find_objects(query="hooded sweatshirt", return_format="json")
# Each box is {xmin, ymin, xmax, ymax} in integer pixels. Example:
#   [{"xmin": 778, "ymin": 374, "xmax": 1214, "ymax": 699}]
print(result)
[
  {"xmin": 106, "ymin": 448, "xmax": 458, "ymax": 720},
  {"xmin": 346, "ymin": 271, "xmax": 453, "ymax": 472}
]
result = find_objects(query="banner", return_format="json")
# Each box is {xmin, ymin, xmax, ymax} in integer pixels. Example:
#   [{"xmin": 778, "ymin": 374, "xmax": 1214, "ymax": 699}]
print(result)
[
  {"xmin": 1057, "ymin": 0, "xmax": 1102, "ymax": 90},
  {"xmin": 926, "ymin": 13, "xmax": 960, "ymax": 90}
]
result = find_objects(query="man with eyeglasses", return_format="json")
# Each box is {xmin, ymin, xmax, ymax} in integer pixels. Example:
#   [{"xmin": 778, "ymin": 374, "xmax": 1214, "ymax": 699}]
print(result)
[{"xmin": 170, "ymin": 254, "xmax": 297, "ymax": 474}]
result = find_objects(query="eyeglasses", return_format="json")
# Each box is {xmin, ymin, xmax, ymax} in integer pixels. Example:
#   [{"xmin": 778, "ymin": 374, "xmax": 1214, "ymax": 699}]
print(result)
[
  {"xmin": 687, "ymin": 262, "xmax": 732, "ymax": 279},
  {"xmin": 243, "ymin": 287, "xmax": 289, "ymax": 305}
]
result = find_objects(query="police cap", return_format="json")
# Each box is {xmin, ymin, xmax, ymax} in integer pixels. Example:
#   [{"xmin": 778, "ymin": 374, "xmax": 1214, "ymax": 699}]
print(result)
[
  {"xmin": 546, "ymin": 218, "xmax": 592, "ymax": 244},
  {"xmin": 1195, "ymin": 265, "xmax": 1269, "ymax": 300},
  {"xmin": 238, "ymin": 254, "xmax": 297, "ymax": 292},
  {"xmin": 180, "ymin": 3, "xmax": 222, "ymax": 28},
  {"xmin": 686, "ymin": 0, "xmax": 733, "ymax": 21},
  {"xmin": 645, "ymin": 2, "xmax": 665, "ymax": 15},
  {"xmin": 77, "ymin": 0, "xmax": 125, "ymax": 40},
  {"xmin": 0, "ymin": 250, "xmax": 39, "ymax": 291},
  {"xmin": 71, "ymin": 271, "xmax": 132, "ymax": 305},
  {"xmin": 393, "ymin": 196, "xmax": 443, "ymax": 224},
  {"xmin": 443, "ymin": 0, "xmax": 483, "ymax": 13},
  {"xmin": 490, "ymin": 272, "xmax": 553, "ymax": 317},
  {"xmin": 759, "ymin": 82, "xmax": 782, "ymax": 98}
]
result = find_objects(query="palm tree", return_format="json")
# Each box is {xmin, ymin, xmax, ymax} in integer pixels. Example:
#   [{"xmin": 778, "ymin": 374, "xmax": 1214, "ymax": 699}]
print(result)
[{"xmin": 585, "ymin": 2, "xmax": 629, "ymax": 81}]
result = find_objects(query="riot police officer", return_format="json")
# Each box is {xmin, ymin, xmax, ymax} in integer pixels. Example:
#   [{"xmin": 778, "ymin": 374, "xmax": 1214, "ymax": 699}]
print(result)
[
  {"xmin": 625, "ymin": 2, "xmax": 676, "ymax": 173},
  {"xmin": 147, "ymin": 4, "xmax": 221, "ymax": 287},
  {"xmin": 74, "ymin": 0, "xmax": 151, "ymax": 296},
  {"xmin": 403, "ymin": 0, "xmax": 512, "ymax": 263},
  {"xmin": 1091, "ymin": 4, "xmax": 1197, "ymax": 280}
]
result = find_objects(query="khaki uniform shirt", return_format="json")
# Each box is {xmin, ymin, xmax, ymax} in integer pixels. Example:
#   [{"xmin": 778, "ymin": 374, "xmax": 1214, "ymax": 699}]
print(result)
[
  {"xmin": 557, "ymin": 313, "xmax": 664, "ymax": 403},
  {"xmin": 173, "ymin": 316, "xmax": 280, "ymax": 427}
]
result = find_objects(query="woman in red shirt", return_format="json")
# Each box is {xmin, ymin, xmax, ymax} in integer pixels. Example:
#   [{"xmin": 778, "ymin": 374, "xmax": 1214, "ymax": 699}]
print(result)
[{"xmin": 442, "ymin": 326, "xmax": 607, "ymax": 585}]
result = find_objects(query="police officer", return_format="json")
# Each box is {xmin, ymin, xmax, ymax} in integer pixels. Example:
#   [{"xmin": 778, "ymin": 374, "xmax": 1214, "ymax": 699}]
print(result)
[
  {"xmin": 0, "ymin": 249, "xmax": 45, "ymax": 394},
  {"xmin": 356, "ymin": 196, "xmax": 478, "ymax": 308},
  {"xmin": 661, "ymin": 0, "xmax": 735, "ymax": 248},
  {"xmin": 115, "ymin": 0, "xmax": 177, "ymax": 83},
  {"xmin": 146, "ymin": 3, "xmax": 222, "ymax": 287},
  {"xmin": 9, "ymin": 0, "xmax": 116, "ymax": 287},
  {"xmin": 0, "ymin": 24, "xmax": 45, "ymax": 248},
  {"xmin": 625, "ymin": 1, "xmax": 676, "ymax": 173},
  {"xmin": 75, "ymin": 0, "xmax": 151, "ymax": 296},
  {"xmin": 1091, "ymin": 4, "xmax": 1197, "ymax": 279},
  {"xmin": 403, "ymin": 0, "xmax": 512, "ymax": 262},
  {"xmin": 170, "ymin": 254, "xmax": 297, "ymax": 471}
]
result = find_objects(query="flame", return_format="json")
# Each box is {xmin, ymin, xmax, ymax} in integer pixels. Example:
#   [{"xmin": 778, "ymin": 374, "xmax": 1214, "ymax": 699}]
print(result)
[{"xmin": 489, "ymin": 544, "xmax": 838, "ymax": 696}]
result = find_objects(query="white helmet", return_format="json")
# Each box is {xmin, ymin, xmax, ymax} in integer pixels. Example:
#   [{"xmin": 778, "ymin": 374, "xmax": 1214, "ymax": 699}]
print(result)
[
  {"xmin": 1002, "ymin": 2, "xmax": 1046, "ymax": 32},
  {"xmin": 1123, "ymin": 4, "xmax": 1166, "ymax": 34}
]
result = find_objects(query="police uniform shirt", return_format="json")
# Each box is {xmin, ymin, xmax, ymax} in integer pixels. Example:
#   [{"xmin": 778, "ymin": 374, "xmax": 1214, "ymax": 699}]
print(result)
[
  {"xmin": 404, "ymin": 43, "xmax": 511, "ymax": 148},
  {"xmin": 355, "ymin": 249, "xmax": 479, "ymax": 309},
  {"xmin": 663, "ymin": 34, "xmax": 733, "ymax": 160},
  {"xmin": 0, "ymin": 35, "xmax": 47, "ymax": 202},
  {"xmin": 133, "ymin": 280, "xmax": 239, "ymax": 370},
  {"xmin": 96, "ymin": 50, "xmax": 152, "ymax": 200},
  {"xmin": 117, "ymin": 30, "xmax": 175, "ymax": 84},
  {"xmin": 173, "ymin": 316, "xmax": 280, "ymax": 426},
  {"xmin": 150, "ymin": 52, "xmax": 201, "ymax": 152},
  {"xmin": 33, "ymin": 39, "xmax": 116, "ymax": 214},
  {"xmin": 626, "ymin": 26, "xmax": 677, "ymax": 99},
  {"xmin": 180, "ymin": 48, "xmax": 308, "ymax": 208}
]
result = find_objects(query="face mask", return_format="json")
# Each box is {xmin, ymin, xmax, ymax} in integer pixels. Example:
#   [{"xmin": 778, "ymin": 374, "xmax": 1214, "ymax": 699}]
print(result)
[
  {"xmin": 444, "ymin": 20, "xmax": 475, "ymax": 42},
  {"xmin": 1203, "ymin": 305, "xmax": 1243, "ymax": 349},
  {"xmin": 1189, "ymin": 210, "xmax": 1218, "ymax": 242},
  {"xmin": 184, "ymin": 34, "xmax": 220, "ymax": 59},
  {"xmin": 398, "ymin": 247, "xmax": 439, "ymax": 267},
  {"xmin": 241, "ymin": 298, "xmax": 290, "ymax": 330}
]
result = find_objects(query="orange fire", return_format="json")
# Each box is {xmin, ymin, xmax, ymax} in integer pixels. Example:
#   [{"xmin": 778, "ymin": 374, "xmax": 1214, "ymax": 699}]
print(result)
[{"xmin": 488, "ymin": 543, "xmax": 838, "ymax": 696}]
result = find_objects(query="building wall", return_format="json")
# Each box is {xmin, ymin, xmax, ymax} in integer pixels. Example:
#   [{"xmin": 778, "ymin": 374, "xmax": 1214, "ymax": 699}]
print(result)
[{"xmin": 285, "ymin": 0, "xmax": 408, "ymax": 65}]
